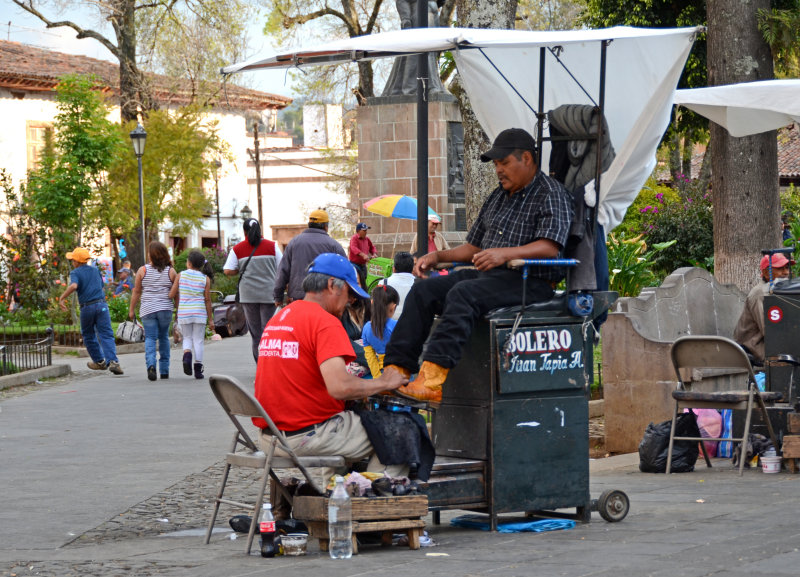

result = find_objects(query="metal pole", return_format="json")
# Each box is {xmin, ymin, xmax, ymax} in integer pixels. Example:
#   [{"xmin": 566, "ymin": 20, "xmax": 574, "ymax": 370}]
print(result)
[
  {"xmin": 215, "ymin": 167, "xmax": 221, "ymax": 246},
  {"xmin": 415, "ymin": 0, "xmax": 429, "ymax": 258},
  {"xmin": 253, "ymin": 124, "xmax": 264, "ymax": 224},
  {"xmin": 537, "ymin": 47, "xmax": 546, "ymax": 168},
  {"xmin": 137, "ymin": 155, "xmax": 146, "ymax": 265}
]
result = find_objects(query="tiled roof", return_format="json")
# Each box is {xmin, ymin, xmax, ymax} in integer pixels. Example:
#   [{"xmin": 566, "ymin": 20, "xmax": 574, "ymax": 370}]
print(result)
[
  {"xmin": 779, "ymin": 124, "xmax": 800, "ymax": 178},
  {"xmin": 0, "ymin": 40, "xmax": 291, "ymax": 111},
  {"xmin": 655, "ymin": 124, "xmax": 800, "ymax": 183}
]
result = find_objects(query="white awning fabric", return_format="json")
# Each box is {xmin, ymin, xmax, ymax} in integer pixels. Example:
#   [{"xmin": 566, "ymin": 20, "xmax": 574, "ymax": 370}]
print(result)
[
  {"xmin": 673, "ymin": 79, "xmax": 800, "ymax": 137},
  {"xmin": 223, "ymin": 26, "xmax": 701, "ymax": 232}
]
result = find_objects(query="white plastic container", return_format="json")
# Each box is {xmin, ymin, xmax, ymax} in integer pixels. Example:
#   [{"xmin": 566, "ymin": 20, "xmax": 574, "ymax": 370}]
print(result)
[
  {"xmin": 281, "ymin": 533, "xmax": 308, "ymax": 556},
  {"xmin": 761, "ymin": 455, "xmax": 782, "ymax": 474}
]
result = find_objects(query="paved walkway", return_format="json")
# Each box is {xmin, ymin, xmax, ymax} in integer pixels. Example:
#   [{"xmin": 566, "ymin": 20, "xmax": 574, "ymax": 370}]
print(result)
[{"xmin": 2, "ymin": 335, "xmax": 800, "ymax": 577}]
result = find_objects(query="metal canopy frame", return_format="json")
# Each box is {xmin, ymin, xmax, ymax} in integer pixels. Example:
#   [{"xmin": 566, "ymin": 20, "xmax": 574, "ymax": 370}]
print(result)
[
  {"xmin": 411, "ymin": 34, "xmax": 609, "ymax": 257},
  {"xmin": 223, "ymin": 27, "xmax": 612, "ymax": 256}
]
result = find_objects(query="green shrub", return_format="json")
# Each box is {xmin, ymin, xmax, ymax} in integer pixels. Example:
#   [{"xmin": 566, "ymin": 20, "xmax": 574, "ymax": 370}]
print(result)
[
  {"xmin": 212, "ymin": 273, "xmax": 238, "ymax": 297},
  {"xmin": 174, "ymin": 246, "xmax": 238, "ymax": 297},
  {"xmin": 642, "ymin": 180, "xmax": 714, "ymax": 277},
  {"xmin": 1, "ymin": 361, "xmax": 20, "ymax": 375},
  {"xmin": 106, "ymin": 292, "xmax": 131, "ymax": 322},
  {"xmin": 607, "ymin": 233, "xmax": 676, "ymax": 297},
  {"xmin": 615, "ymin": 178, "xmax": 680, "ymax": 238}
]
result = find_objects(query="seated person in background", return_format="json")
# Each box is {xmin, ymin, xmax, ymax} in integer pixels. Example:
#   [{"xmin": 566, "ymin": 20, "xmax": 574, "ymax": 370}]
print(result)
[
  {"xmin": 340, "ymin": 295, "xmax": 370, "ymax": 377},
  {"xmin": 362, "ymin": 285, "xmax": 400, "ymax": 377},
  {"xmin": 253, "ymin": 253, "xmax": 409, "ymax": 479},
  {"xmin": 383, "ymin": 128, "xmax": 573, "ymax": 404},
  {"xmin": 379, "ymin": 251, "xmax": 415, "ymax": 319},
  {"xmin": 734, "ymin": 253, "xmax": 793, "ymax": 365},
  {"xmin": 410, "ymin": 214, "xmax": 450, "ymax": 255},
  {"xmin": 114, "ymin": 268, "xmax": 133, "ymax": 295}
]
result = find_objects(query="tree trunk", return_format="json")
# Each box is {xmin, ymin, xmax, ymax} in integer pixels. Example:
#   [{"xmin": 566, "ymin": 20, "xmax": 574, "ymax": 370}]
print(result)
[
  {"xmin": 111, "ymin": 0, "xmax": 156, "ymax": 122},
  {"xmin": 356, "ymin": 61, "xmax": 374, "ymax": 104},
  {"xmin": 454, "ymin": 0, "xmax": 518, "ymax": 228},
  {"xmin": 681, "ymin": 128, "xmax": 694, "ymax": 180},
  {"xmin": 708, "ymin": 0, "xmax": 779, "ymax": 292},
  {"xmin": 668, "ymin": 129, "xmax": 681, "ymax": 184},
  {"xmin": 697, "ymin": 140, "xmax": 712, "ymax": 192}
]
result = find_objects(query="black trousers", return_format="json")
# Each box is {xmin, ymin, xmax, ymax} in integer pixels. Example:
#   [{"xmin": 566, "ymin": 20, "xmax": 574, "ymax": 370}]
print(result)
[{"xmin": 384, "ymin": 268, "xmax": 553, "ymax": 371}]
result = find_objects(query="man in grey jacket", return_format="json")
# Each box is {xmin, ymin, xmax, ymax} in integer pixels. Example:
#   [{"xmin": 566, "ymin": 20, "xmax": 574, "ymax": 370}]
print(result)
[{"xmin": 273, "ymin": 209, "xmax": 346, "ymax": 306}]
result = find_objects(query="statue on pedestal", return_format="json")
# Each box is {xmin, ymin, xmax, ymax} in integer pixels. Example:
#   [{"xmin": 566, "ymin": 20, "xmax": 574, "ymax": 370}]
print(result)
[{"xmin": 382, "ymin": 1, "xmax": 448, "ymax": 97}]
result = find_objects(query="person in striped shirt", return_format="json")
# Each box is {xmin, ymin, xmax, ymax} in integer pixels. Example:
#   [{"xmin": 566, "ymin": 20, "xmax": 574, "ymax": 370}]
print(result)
[{"xmin": 170, "ymin": 250, "xmax": 215, "ymax": 379}]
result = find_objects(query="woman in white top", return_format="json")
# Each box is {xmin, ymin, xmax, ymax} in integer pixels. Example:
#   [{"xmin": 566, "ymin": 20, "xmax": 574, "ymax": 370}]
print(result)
[{"xmin": 129, "ymin": 241, "xmax": 177, "ymax": 381}]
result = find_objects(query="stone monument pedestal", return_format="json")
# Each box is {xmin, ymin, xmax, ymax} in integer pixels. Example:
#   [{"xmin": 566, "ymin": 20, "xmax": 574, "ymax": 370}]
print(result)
[{"xmin": 356, "ymin": 94, "xmax": 466, "ymax": 258}]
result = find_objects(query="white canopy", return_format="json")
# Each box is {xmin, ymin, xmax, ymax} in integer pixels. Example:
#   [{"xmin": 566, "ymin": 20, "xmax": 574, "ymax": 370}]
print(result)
[
  {"xmin": 673, "ymin": 79, "xmax": 800, "ymax": 137},
  {"xmin": 224, "ymin": 26, "xmax": 700, "ymax": 232}
]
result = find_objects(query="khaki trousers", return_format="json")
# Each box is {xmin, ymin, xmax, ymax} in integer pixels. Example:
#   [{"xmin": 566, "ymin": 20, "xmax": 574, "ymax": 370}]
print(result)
[{"xmin": 259, "ymin": 411, "xmax": 408, "ymax": 489}]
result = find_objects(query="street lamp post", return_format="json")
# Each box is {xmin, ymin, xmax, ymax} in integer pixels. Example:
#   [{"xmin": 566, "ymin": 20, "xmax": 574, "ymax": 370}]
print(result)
[
  {"xmin": 129, "ymin": 123, "xmax": 147, "ymax": 266},
  {"xmin": 214, "ymin": 159, "xmax": 222, "ymax": 246},
  {"xmin": 240, "ymin": 204, "xmax": 253, "ymax": 223}
]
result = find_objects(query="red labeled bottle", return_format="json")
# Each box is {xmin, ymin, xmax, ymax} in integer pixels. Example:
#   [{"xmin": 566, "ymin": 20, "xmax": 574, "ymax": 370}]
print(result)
[{"xmin": 258, "ymin": 503, "xmax": 276, "ymax": 558}]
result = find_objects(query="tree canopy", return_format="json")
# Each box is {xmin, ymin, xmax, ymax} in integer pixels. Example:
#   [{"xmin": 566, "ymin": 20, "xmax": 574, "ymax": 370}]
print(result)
[{"xmin": 12, "ymin": 0, "xmax": 258, "ymax": 120}]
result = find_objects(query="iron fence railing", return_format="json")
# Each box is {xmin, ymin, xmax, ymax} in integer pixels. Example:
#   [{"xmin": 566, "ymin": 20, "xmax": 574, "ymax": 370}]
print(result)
[{"xmin": 0, "ymin": 327, "xmax": 54, "ymax": 376}]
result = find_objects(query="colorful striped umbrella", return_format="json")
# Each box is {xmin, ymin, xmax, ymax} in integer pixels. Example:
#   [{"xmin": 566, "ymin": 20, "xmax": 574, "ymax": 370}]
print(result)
[{"xmin": 363, "ymin": 194, "xmax": 440, "ymax": 221}]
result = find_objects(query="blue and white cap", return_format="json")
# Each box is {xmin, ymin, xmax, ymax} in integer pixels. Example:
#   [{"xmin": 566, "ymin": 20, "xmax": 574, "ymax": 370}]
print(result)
[{"xmin": 307, "ymin": 253, "xmax": 369, "ymax": 299}]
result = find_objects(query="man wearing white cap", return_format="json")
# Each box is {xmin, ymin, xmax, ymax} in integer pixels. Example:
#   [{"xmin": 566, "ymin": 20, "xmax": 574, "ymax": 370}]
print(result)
[
  {"xmin": 734, "ymin": 253, "xmax": 794, "ymax": 365},
  {"xmin": 410, "ymin": 214, "xmax": 450, "ymax": 255}
]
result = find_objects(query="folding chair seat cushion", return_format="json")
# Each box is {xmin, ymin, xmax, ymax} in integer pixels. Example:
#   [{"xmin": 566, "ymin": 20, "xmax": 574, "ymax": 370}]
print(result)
[{"xmin": 672, "ymin": 390, "xmax": 783, "ymax": 403}]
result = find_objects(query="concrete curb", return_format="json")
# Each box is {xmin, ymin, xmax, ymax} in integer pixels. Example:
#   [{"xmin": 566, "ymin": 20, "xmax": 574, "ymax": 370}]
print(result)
[
  {"xmin": 53, "ymin": 343, "xmax": 146, "ymax": 357},
  {"xmin": 0, "ymin": 363, "xmax": 71, "ymax": 388},
  {"xmin": 589, "ymin": 398, "xmax": 604, "ymax": 418}
]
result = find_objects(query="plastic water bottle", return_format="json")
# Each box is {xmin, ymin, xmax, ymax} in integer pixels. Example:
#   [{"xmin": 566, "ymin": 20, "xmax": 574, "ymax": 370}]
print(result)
[
  {"xmin": 328, "ymin": 476, "xmax": 353, "ymax": 559},
  {"xmin": 258, "ymin": 503, "xmax": 276, "ymax": 558}
]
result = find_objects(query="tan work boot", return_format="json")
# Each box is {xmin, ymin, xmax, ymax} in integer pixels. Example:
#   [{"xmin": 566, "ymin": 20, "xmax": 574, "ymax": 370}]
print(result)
[
  {"xmin": 395, "ymin": 361, "xmax": 449, "ymax": 405},
  {"xmin": 379, "ymin": 364, "xmax": 412, "ymax": 396},
  {"xmin": 383, "ymin": 364, "xmax": 411, "ymax": 378}
]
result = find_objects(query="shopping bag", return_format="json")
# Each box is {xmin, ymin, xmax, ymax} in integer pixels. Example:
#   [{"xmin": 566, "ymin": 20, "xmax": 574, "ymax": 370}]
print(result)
[{"xmin": 116, "ymin": 319, "xmax": 144, "ymax": 343}]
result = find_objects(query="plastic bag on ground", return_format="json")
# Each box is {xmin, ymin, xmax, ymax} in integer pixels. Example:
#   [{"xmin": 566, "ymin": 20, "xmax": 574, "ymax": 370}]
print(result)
[
  {"xmin": 638, "ymin": 410, "xmax": 701, "ymax": 473},
  {"xmin": 688, "ymin": 408, "xmax": 723, "ymax": 458}
]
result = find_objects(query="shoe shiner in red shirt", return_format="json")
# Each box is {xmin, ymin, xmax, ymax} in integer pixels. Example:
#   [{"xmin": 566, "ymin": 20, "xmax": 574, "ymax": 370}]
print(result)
[{"xmin": 253, "ymin": 253, "xmax": 409, "ymax": 486}]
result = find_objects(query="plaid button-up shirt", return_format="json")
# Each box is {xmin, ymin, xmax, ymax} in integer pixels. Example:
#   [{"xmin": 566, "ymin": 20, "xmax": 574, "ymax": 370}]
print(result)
[{"xmin": 466, "ymin": 170, "xmax": 573, "ymax": 281}]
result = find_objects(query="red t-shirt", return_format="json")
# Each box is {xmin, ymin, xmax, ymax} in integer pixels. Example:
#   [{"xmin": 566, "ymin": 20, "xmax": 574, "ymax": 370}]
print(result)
[{"xmin": 252, "ymin": 300, "xmax": 355, "ymax": 431}]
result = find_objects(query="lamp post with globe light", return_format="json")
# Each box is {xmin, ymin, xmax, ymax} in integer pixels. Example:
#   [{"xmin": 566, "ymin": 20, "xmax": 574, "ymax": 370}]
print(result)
[
  {"xmin": 214, "ymin": 159, "xmax": 222, "ymax": 246},
  {"xmin": 129, "ymin": 123, "xmax": 147, "ymax": 265}
]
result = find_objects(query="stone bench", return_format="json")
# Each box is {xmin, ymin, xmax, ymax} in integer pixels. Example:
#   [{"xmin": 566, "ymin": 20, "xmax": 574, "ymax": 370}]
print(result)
[{"xmin": 602, "ymin": 267, "xmax": 747, "ymax": 453}]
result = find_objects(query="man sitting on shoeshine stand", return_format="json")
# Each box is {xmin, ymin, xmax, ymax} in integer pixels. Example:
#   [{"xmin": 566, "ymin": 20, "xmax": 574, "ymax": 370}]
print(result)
[{"xmin": 383, "ymin": 128, "xmax": 573, "ymax": 404}]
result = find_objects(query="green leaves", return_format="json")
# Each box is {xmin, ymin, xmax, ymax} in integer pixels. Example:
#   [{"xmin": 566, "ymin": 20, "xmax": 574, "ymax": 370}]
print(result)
[
  {"xmin": 104, "ymin": 106, "xmax": 224, "ymax": 245},
  {"xmin": 606, "ymin": 233, "xmax": 676, "ymax": 297},
  {"xmin": 26, "ymin": 75, "xmax": 121, "ymax": 237}
]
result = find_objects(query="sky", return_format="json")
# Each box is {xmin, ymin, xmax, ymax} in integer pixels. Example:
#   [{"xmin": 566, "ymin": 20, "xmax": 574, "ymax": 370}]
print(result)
[{"xmin": 0, "ymin": 1, "xmax": 297, "ymax": 99}]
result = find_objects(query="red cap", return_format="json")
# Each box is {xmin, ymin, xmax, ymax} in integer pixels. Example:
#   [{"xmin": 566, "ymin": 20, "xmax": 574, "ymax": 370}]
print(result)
[{"xmin": 760, "ymin": 254, "xmax": 794, "ymax": 271}]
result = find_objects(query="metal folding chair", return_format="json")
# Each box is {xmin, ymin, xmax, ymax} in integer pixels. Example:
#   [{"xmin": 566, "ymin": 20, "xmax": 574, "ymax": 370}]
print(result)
[
  {"xmin": 204, "ymin": 374, "xmax": 345, "ymax": 554},
  {"xmin": 667, "ymin": 336, "xmax": 783, "ymax": 476}
]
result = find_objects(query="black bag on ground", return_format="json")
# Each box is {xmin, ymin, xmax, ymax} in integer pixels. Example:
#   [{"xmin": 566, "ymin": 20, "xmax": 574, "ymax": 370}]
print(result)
[
  {"xmin": 639, "ymin": 411, "xmax": 701, "ymax": 473},
  {"xmin": 213, "ymin": 295, "xmax": 247, "ymax": 338}
]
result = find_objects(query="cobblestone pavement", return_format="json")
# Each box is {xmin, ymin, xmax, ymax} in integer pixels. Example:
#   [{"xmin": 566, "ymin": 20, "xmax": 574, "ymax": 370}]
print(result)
[
  {"xmin": 2, "ymin": 461, "xmax": 298, "ymax": 577},
  {"xmin": 4, "ymin": 560, "xmax": 196, "ymax": 577}
]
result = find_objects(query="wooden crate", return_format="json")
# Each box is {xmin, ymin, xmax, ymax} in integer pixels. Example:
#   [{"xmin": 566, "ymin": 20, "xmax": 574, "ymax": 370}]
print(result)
[
  {"xmin": 782, "ymin": 435, "xmax": 800, "ymax": 458},
  {"xmin": 781, "ymin": 433, "xmax": 800, "ymax": 473},
  {"xmin": 292, "ymin": 495, "xmax": 428, "ymax": 553},
  {"xmin": 787, "ymin": 412, "xmax": 800, "ymax": 434}
]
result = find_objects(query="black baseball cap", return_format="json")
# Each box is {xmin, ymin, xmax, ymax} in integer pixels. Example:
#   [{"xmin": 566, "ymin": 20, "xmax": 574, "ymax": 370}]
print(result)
[{"xmin": 480, "ymin": 128, "xmax": 538, "ymax": 162}]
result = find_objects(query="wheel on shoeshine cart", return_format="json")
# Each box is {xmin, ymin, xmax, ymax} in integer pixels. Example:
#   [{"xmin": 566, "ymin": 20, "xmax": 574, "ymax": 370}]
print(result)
[{"xmin": 595, "ymin": 489, "xmax": 629, "ymax": 522}]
